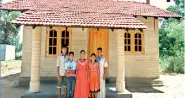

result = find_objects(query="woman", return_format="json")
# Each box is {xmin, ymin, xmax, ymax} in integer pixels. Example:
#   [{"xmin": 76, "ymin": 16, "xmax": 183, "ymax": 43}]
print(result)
[
  {"xmin": 89, "ymin": 53, "xmax": 100, "ymax": 98},
  {"xmin": 74, "ymin": 50, "xmax": 90, "ymax": 98}
]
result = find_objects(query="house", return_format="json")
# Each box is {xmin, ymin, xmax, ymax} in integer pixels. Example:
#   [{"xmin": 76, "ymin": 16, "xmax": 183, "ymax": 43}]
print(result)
[
  {"xmin": 123, "ymin": 0, "xmax": 173, "ymax": 10},
  {"xmin": 0, "ymin": 0, "xmax": 181, "ymax": 94}
]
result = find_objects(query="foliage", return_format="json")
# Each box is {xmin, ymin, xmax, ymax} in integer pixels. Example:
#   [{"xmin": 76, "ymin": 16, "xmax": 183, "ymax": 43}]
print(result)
[
  {"xmin": 160, "ymin": 54, "xmax": 184, "ymax": 73},
  {"xmin": 159, "ymin": 0, "xmax": 184, "ymax": 73},
  {"xmin": 15, "ymin": 53, "xmax": 22, "ymax": 60},
  {"xmin": 0, "ymin": 11, "xmax": 21, "ymax": 44},
  {"xmin": 0, "ymin": 10, "xmax": 22, "ymax": 60},
  {"xmin": 167, "ymin": 0, "xmax": 184, "ymax": 17}
]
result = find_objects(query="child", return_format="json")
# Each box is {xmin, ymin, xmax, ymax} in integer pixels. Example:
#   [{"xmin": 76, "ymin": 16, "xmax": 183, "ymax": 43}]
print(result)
[
  {"xmin": 57, "ymin": 46, "xmax": 68, "ymax": 98},
  {"xmin": 89, "ymin": 53, "xmax": 100, "ymax": 98},
  {"xmin": 65, "ymin": 51, "xmax": 76, "ymax": 98},
  {"xmin": 74, "ymin": 50, "xmax": 90, "ymax": 98}
]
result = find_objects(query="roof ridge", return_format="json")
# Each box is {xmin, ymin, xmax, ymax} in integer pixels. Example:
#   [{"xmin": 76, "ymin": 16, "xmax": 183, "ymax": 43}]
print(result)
[{"xmin": 0, "ymin": 0, "xmax": 181, "ymax": 28}]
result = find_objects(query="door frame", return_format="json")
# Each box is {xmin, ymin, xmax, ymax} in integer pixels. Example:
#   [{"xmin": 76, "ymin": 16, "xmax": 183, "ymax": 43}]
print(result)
[{"xmin": 87, "ymin": 28, "xmax": 109, "ymax": 62}]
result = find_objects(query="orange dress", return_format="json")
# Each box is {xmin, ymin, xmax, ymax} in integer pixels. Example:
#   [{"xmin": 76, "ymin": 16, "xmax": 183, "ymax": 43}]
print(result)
[
  {"xmin": 89, "ymin": 62, "xmax": 100, "ymax": 93},
  {"xmin": 74, "ymin": 59, "xmax": 90, "ymax": 98}
]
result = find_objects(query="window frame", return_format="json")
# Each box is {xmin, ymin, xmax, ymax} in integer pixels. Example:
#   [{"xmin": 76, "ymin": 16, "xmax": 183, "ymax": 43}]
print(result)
[
  {"xmin": 125, "ymin": 29, "xmax": 145, "ymax": 54},
  {"xmin": 167, "ymin": 0, "xmax": 170, "ymax": 2},
  {"xmin": 46, "ymin": 27, "xmax": 72, "ymax": 57},
  {"xmin": 124, "ymin": 32, "xmax": 131, "ymax": 52},
  {"xmin": 47, "ymin": 29, "xmax": 58, "ymax": 56}
]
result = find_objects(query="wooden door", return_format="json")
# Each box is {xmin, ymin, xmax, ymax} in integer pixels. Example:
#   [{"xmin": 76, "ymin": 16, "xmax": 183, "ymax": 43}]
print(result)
[{"xmin": 88, "ymin": 28, "xmax": 109, "ymax": 60}]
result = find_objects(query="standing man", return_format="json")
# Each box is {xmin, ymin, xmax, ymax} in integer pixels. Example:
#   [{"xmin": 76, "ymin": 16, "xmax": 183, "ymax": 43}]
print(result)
[
  {"xmin": 96, "ymin": 47, "xmax": 108, "ymax": 98},
  {"xmin": 57, "ymin": 46, "xmax": 68, "ymax": 98}
]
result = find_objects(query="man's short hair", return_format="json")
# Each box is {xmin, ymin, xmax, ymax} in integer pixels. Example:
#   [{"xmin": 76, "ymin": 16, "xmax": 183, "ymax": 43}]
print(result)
[
  {"xmin": 97, "ymin": 47, "xmax": 102, "ymax": 51},
  {"xmin": 69, "ymin": 51, "xmax": 74, "ymax": 56},
  {"xmin": 80, "ymin": 50, "xmax": 85, "ymax": 53}
]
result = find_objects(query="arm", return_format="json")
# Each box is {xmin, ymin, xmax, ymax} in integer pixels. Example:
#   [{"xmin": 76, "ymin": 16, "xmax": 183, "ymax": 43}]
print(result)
[
  {"xmin": 88, "ymin": 62, "xmax": 90, "ymax": 81},
  {"xmin": 104, "ymin": 67, "xmax": 108, "ymax": 80},
  {"xmin": 76, "ymin": 61, "xmax": 78, "ymax": 79},
  {"xmin": 103, "ymin": 58, "xmax": 108, "ymax": 80},
  {"xmin": 64, "ymin": 62, "xmax": 68, "ymax": 76},
  {"xmin": 65, "ymin": 62, "xmax": 68, "ymax": 71},
  {"xmin": 73, "ymin": 61, "xmax": 76, "ymax": 71},
  {"xmin": 57, "ymin": 56, "xmax": 61, "ymax": 80}
]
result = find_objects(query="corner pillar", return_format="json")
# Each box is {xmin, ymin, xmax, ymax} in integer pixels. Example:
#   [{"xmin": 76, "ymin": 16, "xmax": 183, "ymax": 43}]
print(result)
[
  {"xmin": 116, "ymin": 29, "xmax": 125, "ymax": 92},
  {"xmin": 29, "ymin": 26, "xmax": 42, "ymax": 92}
]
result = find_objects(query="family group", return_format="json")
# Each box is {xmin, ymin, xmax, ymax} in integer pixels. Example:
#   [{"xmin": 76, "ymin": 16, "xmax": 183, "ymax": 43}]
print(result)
[{"xmin": 57, "ymin": 47, "xmax": 108, "ymax": 98}]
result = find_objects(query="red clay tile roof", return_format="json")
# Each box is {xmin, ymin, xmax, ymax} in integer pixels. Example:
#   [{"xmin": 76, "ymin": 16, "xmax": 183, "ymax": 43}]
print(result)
[
  {"xmin": 13, "ymin": 10, "xmax": 146, "ymax": 28},
  {"xmin": 0, "ymin": 0, "xmax": 182, "ymax": 28}
]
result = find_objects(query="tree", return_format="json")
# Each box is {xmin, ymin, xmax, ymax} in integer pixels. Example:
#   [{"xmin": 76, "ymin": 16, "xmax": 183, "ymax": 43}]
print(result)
[
  {"xmin": 0, "ymin": 11, "xmax": 20, "ymax": 44},
  {"xmin": 159, "ymin": 0, "xmax": 184, "ymax": 73},
  {"xmin": 0, "ymin": 10, "xmax": 22, "ymax": 59},
  {"xmin": 167, "ymin": 0, "xmax": 184, "ymax": 17}
]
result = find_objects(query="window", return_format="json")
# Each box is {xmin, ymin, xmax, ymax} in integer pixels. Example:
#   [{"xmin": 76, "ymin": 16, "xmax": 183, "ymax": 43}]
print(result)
[
  {"xmin": 61, "ymin": 30, "xmax": 69, "ymax": 53},
  {"xmin": 167, "ymin": 0, "xmax": 170, "ymax": 2},
  {"xmin": 48, "ymin": 30, "xmax": 57, "ymax": 55},
  {"xmin": 124, "ymin": 30, "xmax": 144, "ymax": 54},
  {"xmin": 46, "ymin": 27, "xmax": 71, "ymax": 57},
  {"xmin": 134, "ymin": 33, "xmax": 142, "ymax": 52},
  {"xmin": 124, "ymin": 32, "xmax": 131, "ymax": 51}
]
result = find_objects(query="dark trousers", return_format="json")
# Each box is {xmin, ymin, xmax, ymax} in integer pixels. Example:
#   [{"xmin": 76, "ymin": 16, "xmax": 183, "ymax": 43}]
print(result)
[{"xmin": 67, "ymin": 76, "xmax": 76, "ymax": 98}]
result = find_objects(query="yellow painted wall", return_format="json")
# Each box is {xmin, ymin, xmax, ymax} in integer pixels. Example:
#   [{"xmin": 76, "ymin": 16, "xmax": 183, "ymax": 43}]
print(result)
[{"xmin": 22, "ymin": 18, "xmax": 159, "ymax": 78}]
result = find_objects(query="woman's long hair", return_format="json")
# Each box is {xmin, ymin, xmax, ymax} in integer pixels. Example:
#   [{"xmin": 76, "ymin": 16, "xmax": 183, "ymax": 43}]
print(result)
[{"xmin": 90, "ymin": 53, "xmax": 97, "ymax": 62}]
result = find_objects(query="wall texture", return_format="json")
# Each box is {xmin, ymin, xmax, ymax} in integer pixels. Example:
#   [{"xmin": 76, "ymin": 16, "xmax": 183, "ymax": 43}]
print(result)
[
  {"xmin": 124, "ymin": 17, "xmax": 159, "ymax": 78},
  {"xmin": 21, "ymin": 19, "xmax": 159, "ymax": 79}
]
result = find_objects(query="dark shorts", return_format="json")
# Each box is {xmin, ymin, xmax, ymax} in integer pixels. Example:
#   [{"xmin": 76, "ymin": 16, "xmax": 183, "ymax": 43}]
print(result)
[{"xmin": 57, "ymin": 76, "xmax": 67, "ymax": 88}]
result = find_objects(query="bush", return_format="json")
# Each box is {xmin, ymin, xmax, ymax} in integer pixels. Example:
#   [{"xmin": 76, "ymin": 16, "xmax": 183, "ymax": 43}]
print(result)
[
  {"xmin": 160, "ymin": 55, "xmax": 184, "ymax": 73},
  {"xmin": 15, "ymin": 53, "xmax": 22, "ymax": 60}
]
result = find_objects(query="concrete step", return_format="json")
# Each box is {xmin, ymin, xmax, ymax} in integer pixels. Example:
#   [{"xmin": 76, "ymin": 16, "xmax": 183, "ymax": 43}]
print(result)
[
  {"xmin": 126, "ymin": 80, "xmax": 163, "ymax": 85},
  {"xmin": 126, "ymin": 83, "xmax": 164, "ymax": 88},
  {"xmin": 22, "ymin": 92, "xmax": 132, "ymax": 98}
]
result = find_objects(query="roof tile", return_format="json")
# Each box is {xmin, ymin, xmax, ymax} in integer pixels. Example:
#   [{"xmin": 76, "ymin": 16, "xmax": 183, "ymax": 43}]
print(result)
[{"xmin": 0, "ymin": 0, "xmax": 182, "ymax": 28}]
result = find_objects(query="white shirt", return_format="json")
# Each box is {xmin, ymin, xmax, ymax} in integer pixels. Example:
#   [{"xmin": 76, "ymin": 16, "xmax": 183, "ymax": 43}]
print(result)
[
  {"xmin": 97, "ymin": 56, "xmax": 108, "ymax": 78},
  {"xmin": 57, "ymin": 53, "xmax": 68, "ymax": 76}
]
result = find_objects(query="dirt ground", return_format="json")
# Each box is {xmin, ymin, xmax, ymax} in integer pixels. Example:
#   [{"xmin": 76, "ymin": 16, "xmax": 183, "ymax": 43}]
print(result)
[
  {"xmin": 1, "ymin": 60, "xmax": 21, "ymax": 77},
  {"xmin": 1, "ymin": 60, "xmax": 185, "ymax": 98},
  {"xmin": 132, "ymin": 73, "xmax": 185, "ymax": 98}
]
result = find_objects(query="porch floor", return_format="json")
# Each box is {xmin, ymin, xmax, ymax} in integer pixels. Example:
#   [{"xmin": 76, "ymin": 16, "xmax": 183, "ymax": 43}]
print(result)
[{"xmin": 22, "ymin": 83, "xmax": 132, "ymax": 98}]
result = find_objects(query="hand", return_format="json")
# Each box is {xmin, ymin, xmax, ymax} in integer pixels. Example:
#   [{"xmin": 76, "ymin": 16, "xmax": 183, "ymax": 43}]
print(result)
[
  {"xmin": 103, "ymin": 75, "xmax": 106, "ymax": 80},
  {"xmin": 57, "ymin": 76, "xmax": 61, "ymax": 81}
]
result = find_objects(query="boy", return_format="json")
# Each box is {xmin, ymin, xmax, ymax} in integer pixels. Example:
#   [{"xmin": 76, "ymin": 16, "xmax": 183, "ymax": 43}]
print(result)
[
  {"xmin": 57, "ymin": 46, "xmax": 68, "ymax": 98},
  {"xmin": 65, "ymin": 51, "xmax": 76, "ymax": 98},
  {"xmin": 96, "ymin": 47, "xmax": 108, "ymax": 98}
]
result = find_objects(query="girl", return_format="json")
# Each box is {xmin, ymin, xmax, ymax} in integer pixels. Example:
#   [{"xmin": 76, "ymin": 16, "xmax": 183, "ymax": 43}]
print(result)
[
  {"xmin": 89, "ymin": 53, "xmax": 100, "ymax": 98},
  {"xmin": 74, "ymin": 50, "xmax": 90, "ymax": 98}
]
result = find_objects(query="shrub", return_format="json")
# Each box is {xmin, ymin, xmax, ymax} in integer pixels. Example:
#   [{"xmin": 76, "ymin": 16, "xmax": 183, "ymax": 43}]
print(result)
[{"xmin": 160, "ymin": 55, "xmax": 184, "ymax": 73}]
